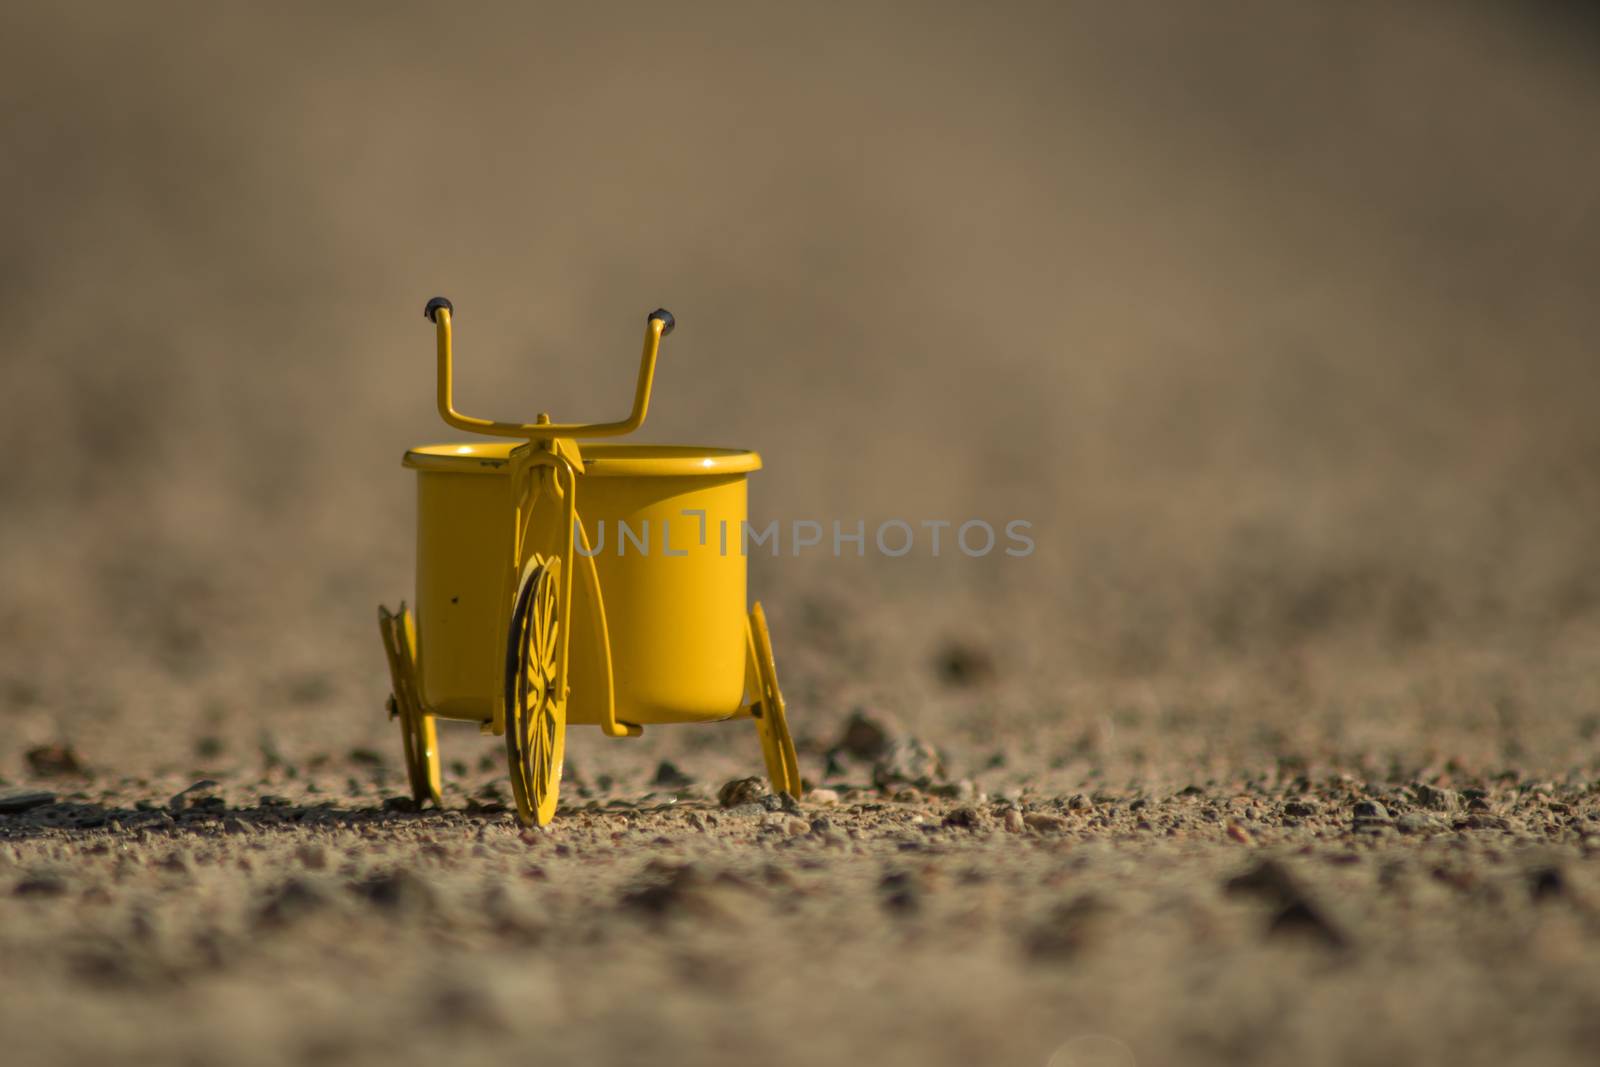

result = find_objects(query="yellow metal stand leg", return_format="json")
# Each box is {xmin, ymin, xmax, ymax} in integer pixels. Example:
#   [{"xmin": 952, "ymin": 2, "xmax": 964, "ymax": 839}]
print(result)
[
  {"xmin": 378, "ymin": 604, "xmax": 443, "ymax": 808},
  {"xmin": 748, "ymin": 602, "xmax": 802, "ymax": 798}
]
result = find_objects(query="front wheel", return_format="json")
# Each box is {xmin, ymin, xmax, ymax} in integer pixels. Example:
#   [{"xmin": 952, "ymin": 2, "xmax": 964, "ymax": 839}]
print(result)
[{"xmin": 505, "ymin": 555, "xmax": 567, "ymax": 827}]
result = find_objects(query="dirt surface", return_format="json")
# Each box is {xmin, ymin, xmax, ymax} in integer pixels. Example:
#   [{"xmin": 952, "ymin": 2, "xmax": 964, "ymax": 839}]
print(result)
[
  {"xmin": 7, "ymin": 670, "xmax": 1600, "ymax": 1067},
  {"xmin": 4, "ymin": 756, "xmax": 1600, "ymax": 1067},
  {"xmin": 7, "ymin": 3, "xmax": 1600, "ymax": 1066}
]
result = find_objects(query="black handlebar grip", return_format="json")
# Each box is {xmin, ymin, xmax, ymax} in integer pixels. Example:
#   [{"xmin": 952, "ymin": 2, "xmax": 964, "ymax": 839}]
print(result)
[
  {"xmin": 424, "ymin": 296, "xmax": 454, "ymax": 323},
  {"xmin": 648, "ymin": 308, "xmax": 675, "ymax": 336}
]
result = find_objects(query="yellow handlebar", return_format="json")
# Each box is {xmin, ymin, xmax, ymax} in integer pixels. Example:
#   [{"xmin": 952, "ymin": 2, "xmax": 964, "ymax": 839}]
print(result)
[{"xmin": 425, "ymin": 297, "xmax": 673, "ymax": 440}]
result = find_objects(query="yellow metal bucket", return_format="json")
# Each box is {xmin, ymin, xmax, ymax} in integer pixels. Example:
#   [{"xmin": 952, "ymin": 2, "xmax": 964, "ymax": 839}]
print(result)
[{"xmin": 403, "ymin": 441, "xmax": 762, "ymax": 728}]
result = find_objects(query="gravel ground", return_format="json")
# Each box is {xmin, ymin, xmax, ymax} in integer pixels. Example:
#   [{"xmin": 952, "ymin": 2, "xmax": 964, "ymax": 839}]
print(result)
[{"xmin": 6, "ymin": 682, "xmax": 1600, "ymax": 1067}]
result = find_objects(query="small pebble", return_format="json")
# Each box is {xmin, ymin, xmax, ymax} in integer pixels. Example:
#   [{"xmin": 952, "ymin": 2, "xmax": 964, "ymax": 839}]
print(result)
[
  {"xmin": 24, "ymin": 745, "xmax": 84, "ymax": 778},
  {"xmin": 718, "ymin": 777, "xmax": 769, "ymax": 808},
  {"xmin": 1024, "ymin": 812, "xmax": 1068, "ymax": 833},
  {"xmin": 1413, "ymin": 784, "xmax": 1459, "ymax": 812},
  {"xmin": 1396, "ymin": 813, "xmax": 1437, "ymax": 835},
  {"xmin": 943, "ymin": 806, "xmax": 986, "ymax": 831},
  {"xmin": 651, "ymin": 761, "xmax": 694, "ymax": 789},
  {"xmin": 833, "ymin": 710, "xmax": 892, "ymax": 760},
  {"xmin": 872, "ymin": 737, "xmax": 944, "ymax": 789},
  {"xmin": 169, "ymin": 780, "xmax": 224, "ymax": 812}
]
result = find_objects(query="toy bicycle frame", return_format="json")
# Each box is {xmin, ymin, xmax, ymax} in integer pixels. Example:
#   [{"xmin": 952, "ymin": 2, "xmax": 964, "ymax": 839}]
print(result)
[{"xmin": 430, "ymin": 299, "xmax": 677, "ymax": 738}]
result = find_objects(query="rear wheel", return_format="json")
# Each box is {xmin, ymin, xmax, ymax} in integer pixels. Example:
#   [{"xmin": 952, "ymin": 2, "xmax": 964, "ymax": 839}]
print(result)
[
  {"xmin": 748, "ymin": 602, "xmax": 802, "ymax": 798},
  {"xmin": 505, "ymin": 555, "xmax": 566, "ymax": 826},
  {"xmin": 378, "ymin": 604, "xmax": 442, "ymax": 807}
]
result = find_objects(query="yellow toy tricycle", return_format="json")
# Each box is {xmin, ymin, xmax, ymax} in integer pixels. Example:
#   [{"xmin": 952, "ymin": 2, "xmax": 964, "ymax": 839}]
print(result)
[{"xmin": 378, "ymin": 298, "xmax": 801, "ymax": 826}]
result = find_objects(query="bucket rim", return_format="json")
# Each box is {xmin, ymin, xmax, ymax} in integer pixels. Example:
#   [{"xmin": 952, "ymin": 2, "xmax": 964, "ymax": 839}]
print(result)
[{"xmin": 403, "ymin": 442, "xmax": 762, "ymax": 477}]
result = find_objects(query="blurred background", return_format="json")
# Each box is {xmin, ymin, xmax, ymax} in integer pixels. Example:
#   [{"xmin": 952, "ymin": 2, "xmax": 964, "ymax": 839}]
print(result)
[{"xmin": 4, "ymin": 1, "xmax": 1599, "ymax": 785}]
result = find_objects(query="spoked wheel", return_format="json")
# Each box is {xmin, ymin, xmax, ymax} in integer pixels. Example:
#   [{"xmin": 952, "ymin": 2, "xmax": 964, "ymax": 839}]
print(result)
[
  {"xmin": 748, "ymin": 601, "xmax": 802, "ymax": 798},
  {"xmin": 378, "ymin": 604, "xmax": 442, "ymax": 807},
  {"xmin": 505, "ymin": 555, "xmax": 567, "ymax": 827}
]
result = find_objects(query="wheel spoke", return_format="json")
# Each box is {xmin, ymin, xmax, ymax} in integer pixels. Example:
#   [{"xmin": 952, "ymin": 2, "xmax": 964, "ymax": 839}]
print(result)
[{"xmin": 538, "ymin": 586, "xmax": 554, "ymax": 645}]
